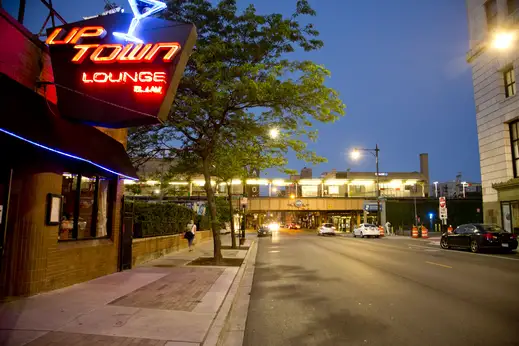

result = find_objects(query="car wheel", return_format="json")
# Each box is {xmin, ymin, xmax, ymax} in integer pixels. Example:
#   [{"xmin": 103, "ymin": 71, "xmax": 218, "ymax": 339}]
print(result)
[
  {"xmin": 470, "ymin": 240, "xmax": 479, "ymax": 253},
  {"xmin": 361, "ymin": 232, "xmax": 364, "ymax": 238},
  {"xmin": 440, "ymin": 238, "xmax": 450, "ymax": 249},
  {"xmin": 353, "ymin": 233, "xmax": 356, "ymax": 238},
  {"xmin": 376, "ymin": 235, "xmax": 380, "ymax": 238}
]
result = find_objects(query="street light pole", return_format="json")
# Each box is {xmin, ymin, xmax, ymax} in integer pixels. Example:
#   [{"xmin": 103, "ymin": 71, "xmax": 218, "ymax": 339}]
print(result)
[
  {"xmin": 375, "ymin": 144, "xmax": 380, "ymax": 225},
  {"xmin": 351, "ymin": 145, "xmax": 381, "ymax": 225}
]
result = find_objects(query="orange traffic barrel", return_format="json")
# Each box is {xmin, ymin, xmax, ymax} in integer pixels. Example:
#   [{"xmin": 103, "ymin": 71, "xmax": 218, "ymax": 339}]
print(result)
[
  {"xmin": 447, "ymin": 225, "xmax": 453, "ymax": 234},
  {"xmin": 379, "ymin": 226, "xmax": 384, "ymax": 237},
  {"xmin": 421, "ymin": 226, "xmax": 429, "ymax": 239},
  {"xmin": 412, "ymin": 226, "xmax": 419, "ymax": 238}
]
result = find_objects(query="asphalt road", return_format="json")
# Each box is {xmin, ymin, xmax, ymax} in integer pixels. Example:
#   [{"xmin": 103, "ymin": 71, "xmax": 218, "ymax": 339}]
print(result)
[{"xmin": 243, "ymin": 230, "xmax": 519, "ymax": 346}]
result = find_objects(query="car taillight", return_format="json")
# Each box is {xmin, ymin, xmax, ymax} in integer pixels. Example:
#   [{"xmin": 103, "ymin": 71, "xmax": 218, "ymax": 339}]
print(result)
[
  {"xmin": 511, "ymin": 234, "xmax": 517, "ymax": 240},
  {"xmin": 483, "ymin": 233, "xmax": 493, "ymax": 241}
]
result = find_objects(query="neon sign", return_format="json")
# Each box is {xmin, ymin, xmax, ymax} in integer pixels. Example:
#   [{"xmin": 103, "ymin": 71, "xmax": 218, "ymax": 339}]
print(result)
[
  {"xmin": 113, "ymin": 0, "xmax": 167, "ymax": 44},
  {"xmin": 81, "ymin": 71, "xmax": 166, "ymax": 94},
  {"xmin": 46, "ymin": 27, "xmax": 181, "ymax": 64},
  {"xmin": 46, "ymin": 23, "xmax": 180, "ymax": 95},
  {"xmin": 44, "ymin": 6, "xmax": 196, "ymax": 127}
]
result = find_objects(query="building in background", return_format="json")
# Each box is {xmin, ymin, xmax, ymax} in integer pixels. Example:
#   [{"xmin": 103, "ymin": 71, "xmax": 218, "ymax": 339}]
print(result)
[
  {"xmin": 430, "ymin": 173, "xmax": 482, "ymax": 198},
  {"xmin": 466, "ymin": 0, "xmax": 519, "ymax": 232}
]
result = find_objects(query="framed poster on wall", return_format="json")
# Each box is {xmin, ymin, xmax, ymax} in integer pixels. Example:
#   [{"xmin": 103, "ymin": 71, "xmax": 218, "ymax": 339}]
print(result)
[{"xmin": 46, "ymin": 194, "xmax": 62, "ymax": 226}]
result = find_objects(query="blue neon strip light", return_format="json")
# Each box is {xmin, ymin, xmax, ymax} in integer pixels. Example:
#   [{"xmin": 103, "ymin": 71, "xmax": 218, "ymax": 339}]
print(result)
[
  {"xmin": 0, "ymin": 127, "xmax": 137, "ymax": 180},
  {"xmin": 113, "ymin": 0, "xmax": 167, "ymax": 44}
]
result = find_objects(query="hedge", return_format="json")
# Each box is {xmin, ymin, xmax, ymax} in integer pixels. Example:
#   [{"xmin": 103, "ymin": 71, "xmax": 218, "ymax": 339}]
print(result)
[{"xmin": 126, "ymin": 198, "xmax": 231, "ymax": 238}]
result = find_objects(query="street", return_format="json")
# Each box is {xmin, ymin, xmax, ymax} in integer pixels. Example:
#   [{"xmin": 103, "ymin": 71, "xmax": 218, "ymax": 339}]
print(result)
[{"xmin": 243, "ymin": 230, "xmax": 519, "ymax": 346}]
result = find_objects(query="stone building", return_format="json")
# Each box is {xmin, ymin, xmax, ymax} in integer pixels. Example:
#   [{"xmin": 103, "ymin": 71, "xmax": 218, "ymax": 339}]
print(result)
[{"xmin": 466, "ymin": 0, "xmax": 519, "ymax": 231}]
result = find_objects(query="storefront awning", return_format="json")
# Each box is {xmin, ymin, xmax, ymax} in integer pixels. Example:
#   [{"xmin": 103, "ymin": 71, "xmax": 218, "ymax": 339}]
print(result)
[{"xmin": 0, "ymin": 74, "xmax": 138, "ymax": 179}]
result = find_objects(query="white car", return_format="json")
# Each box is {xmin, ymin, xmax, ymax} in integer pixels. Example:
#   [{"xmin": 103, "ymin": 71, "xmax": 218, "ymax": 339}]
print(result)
[
  {"xmin": 353, "ymin": 223, "xmax": 380, "ymax": 238},
  {"xmin": 317, "ymin": 223, "xmax": 336, "ymax": 236}
]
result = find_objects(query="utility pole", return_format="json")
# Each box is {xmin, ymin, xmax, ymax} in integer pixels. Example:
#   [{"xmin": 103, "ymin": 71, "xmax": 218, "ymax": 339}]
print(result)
[{"xmin": 375, "ymin": 144, "xmax": 380, "ymax": 225}]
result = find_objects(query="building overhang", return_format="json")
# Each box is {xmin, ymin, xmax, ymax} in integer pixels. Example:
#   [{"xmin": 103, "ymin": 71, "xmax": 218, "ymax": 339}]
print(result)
[{"xmin": 492, "ymin": 178, "xmax": 519, "ymax": 191}]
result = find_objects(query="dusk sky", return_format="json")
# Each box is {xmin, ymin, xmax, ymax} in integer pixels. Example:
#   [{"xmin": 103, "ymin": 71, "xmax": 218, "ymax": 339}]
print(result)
[{"xmin": 3, "ymin": 0, "xmax": 479, "ymax": 183}]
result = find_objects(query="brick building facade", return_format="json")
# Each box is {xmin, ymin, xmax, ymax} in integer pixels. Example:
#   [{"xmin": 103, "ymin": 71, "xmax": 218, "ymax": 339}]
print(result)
[{"xmin": 0, "ymin": 9, "xmax": 137, "ymax": 299}]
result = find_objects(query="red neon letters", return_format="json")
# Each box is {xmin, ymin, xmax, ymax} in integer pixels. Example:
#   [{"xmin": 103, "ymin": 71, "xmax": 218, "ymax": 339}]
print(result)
[
  {"xmin": 46, "ymin": 26, "xmax": 181, "ymax": 64},
  {"xmin": 82, "ymin": 71, "xmax": 167, "ymax": 84},
  {"xmin": 82, "ymin": 71, "xmax": 166, "ymax": 94}
]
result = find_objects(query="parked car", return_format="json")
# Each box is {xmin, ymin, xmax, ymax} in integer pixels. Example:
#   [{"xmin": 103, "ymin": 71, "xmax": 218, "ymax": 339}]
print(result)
[
  {"xmin": 353, "ymin": 223, "xmax": 380, "ymax": 238},
  {"xmin": 440, "ymin": 223, "xmax": 518, "ymax": 253},
  {"xmin": 317, "ymin": 223, "xmax": 336, "ymax": 236},
  {"xmin": 257, "ymin": 225, "xmax": 272, "ymax": 237}
]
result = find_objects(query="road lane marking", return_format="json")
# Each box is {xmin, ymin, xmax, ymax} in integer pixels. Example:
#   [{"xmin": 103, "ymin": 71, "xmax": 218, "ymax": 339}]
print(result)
[
  {"xmin": 269, "ymin": 250, "xmax": 280, "ymax": 253},
  {"xmin": 426, "ymin": 261, "xmax": 452, "ymax": 269}
]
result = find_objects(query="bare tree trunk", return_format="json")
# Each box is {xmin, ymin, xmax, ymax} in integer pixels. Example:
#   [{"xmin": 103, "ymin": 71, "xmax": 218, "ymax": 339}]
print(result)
[
  {"xmin": 227, "ymin": 182, "xmax": 237, "ymax": 249},
  {"xmin": 202, "ymin": 155, "xmax": 222, "ymax": 263}
]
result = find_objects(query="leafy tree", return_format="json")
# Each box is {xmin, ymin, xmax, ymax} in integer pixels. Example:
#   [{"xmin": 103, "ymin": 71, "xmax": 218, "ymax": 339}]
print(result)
[{"xmin": 130, "ymin": 0, "xmax": 345, "ymax": 263}]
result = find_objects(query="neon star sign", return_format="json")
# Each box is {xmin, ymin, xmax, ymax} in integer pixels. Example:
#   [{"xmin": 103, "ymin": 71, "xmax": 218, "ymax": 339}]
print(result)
[{"xmin": 113, "ymin": 0, "xmax": 167, "ymax": 44}]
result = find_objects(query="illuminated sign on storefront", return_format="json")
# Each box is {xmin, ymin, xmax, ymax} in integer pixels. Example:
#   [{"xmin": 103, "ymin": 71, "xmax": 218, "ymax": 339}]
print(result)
[
  {"xmin": 46, "ymin": 6, "xmax": 196, "ymax": 128},
  {"xmin": 46, "ymin": 26, "xmax": 180, "ymax": 95}
]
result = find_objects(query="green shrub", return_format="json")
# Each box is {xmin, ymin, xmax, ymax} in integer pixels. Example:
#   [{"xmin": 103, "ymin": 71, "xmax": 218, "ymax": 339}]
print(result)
[{"xmin": 127, "ymin": 201, "xmax": 194, "ymax": 237}]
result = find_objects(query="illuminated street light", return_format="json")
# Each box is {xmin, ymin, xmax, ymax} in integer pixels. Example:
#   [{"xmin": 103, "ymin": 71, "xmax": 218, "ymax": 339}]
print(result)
[
  {"xmin": 350, "ymin": 149, "xmax": 361, "ymax": 160},
  {"xmin": 350, "ymin": 145, "xmax": 381, "ymax": 224},
  {"xmin": 492, "ymin": 31, "xmax": 515, "ymax": 50},
  {"xmin": 269, "ymin": 128, "xmax": 280, "ymax": 139},
  {"xmin": 433, "ymin": 181, "xmax": 439, "ymax": 198}
]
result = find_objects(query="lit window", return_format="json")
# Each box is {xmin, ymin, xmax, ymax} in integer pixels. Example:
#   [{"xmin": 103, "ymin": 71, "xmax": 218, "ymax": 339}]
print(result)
[
  {"xmin": 60, "ymin": 174, "xmax": 113, "ymax": 240},
  {"xmin": 505, "ymin": 67, "xmax": 516, "ymax": 98},
  {"xmin": 486, "ymin": 0, "xmax": 498, "ymax": 31}
]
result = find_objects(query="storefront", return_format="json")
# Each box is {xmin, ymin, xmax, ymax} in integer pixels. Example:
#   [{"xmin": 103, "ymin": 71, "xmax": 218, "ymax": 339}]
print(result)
[
  {"xmin": 0, "ymin": 7, "xmax": 196, "ymax": 299},
  {"xmin": 494, "ymin": 179, "xmax": 519, "ymax": 234}
]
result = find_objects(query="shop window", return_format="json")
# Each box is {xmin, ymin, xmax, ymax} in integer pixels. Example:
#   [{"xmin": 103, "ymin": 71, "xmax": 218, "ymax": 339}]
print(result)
[
  {"xmin": 485, "ymin": 0, "xmax": 498, "ymax": 31},
  {"xmin": 504, "ymin": 67, "xmax": 516, "ymax": 98},
  {"xmin": 60, "ymin": 174, "xmax": 113, "ymax": 240},
  {"xmin": 510, "ymin": 121, "xmax": 519, "ymax": 177}
]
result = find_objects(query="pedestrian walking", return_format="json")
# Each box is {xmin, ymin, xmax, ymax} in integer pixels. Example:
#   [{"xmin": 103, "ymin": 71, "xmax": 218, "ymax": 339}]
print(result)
[
  {"xmin": 184, "ymin": 220, "xmax": 197, "ymax": 251},
  {"xmin": 385, "ymin": 221, "xmax": 392, "ymax": 236}
]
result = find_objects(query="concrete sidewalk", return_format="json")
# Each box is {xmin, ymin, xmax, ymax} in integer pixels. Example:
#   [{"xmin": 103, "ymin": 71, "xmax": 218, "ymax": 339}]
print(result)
[{"xmin": 0, "ymin": 235, "xmax": 252, "ymax": 346}]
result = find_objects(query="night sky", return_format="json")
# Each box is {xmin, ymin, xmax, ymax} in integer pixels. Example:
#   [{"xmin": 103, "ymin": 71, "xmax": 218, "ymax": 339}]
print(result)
[{"xmin": 3, "ymin": 0, "xmax": 479, "ymax": 183}]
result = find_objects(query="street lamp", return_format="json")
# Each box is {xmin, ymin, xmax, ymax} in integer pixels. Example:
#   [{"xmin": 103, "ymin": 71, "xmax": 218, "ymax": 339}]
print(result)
[
  {"xmin": 433, "ymin": 181, "xmax": 439, "ymax": 198},
  {"xmin": 492, "ymin": 31, "xmax": 515, "ymax": 50},
  {"xmin": 351, "ymin": 144, "xmax": 381, "ymax": 224},
  {"xmin": 269, "ymin": 128, "xmax": 280, "ymax": 139}
]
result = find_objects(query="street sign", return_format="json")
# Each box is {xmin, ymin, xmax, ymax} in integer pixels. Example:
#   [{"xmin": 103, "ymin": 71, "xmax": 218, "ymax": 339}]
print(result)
[{"xmin": 439, "ymin": 197, "xmax": 447, "ymax": 222}]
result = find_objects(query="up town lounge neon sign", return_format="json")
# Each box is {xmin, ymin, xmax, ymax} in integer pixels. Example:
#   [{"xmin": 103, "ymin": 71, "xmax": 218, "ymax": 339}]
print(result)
[{"xmin": 46, "ymin": 26, "xmax": 180, "ymax": 94}]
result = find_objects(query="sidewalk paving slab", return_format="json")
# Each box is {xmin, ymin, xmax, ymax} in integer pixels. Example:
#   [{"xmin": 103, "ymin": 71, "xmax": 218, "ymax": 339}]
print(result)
[{"xmin": 0, "ymin": 235, "xmax": 252, "ymax": 346}]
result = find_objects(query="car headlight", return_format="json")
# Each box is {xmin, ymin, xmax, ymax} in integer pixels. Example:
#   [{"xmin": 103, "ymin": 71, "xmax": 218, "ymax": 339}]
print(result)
[{"xmin": 269, "ymin": 223, "xmax": 280, "ymax": 231}]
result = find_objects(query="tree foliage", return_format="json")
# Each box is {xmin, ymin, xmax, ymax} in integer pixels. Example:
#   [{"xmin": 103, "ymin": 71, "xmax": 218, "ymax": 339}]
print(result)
[{"xmin": 128, "ymin": 0, "xmax": 346, "ymax": 262}]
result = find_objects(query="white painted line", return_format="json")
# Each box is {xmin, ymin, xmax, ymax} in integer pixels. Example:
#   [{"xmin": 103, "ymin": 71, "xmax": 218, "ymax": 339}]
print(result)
[
  {"xmin": 426, "ymin": 261, "xmax": 452, "ymax": 269},
  {"xmin": 268, "ymin": 250, "xmax": 280, "ymax": 253}
]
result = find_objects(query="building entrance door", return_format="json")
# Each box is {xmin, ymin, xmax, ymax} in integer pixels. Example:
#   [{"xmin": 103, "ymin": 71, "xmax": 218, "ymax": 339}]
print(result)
[
  {"xmin": 119, "ymin": 196, "xmax": 134, "ymax": 271},
  {"xmin": 502, "ymin": 202, "xmax": 512, "ymax": 233}
]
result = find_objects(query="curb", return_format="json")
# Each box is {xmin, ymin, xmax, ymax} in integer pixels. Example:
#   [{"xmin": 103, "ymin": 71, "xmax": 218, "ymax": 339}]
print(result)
[{"xmin": 202, "ymin": 239, "xmax": 257, "ymax": 346}]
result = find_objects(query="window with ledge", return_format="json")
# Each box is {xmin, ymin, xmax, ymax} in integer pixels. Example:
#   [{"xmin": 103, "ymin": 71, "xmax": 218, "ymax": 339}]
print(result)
[
  {"xmin": 504, "ymin": 67, "xmax": 516, "ymax": 98},
  {"xmin": 60, "ymin": 174, "xmax": 114, "ymax": 240},
  {"xmin": 508, "ymin": 0, "xmax": 519, "ymax": 15},
  {"xmin": 485, "ymin": 0, "xmax": 498, "ymax": 31},
  {"xmin": 510, "ymin": 121, "xmax": 519, "ymax": 178}
]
